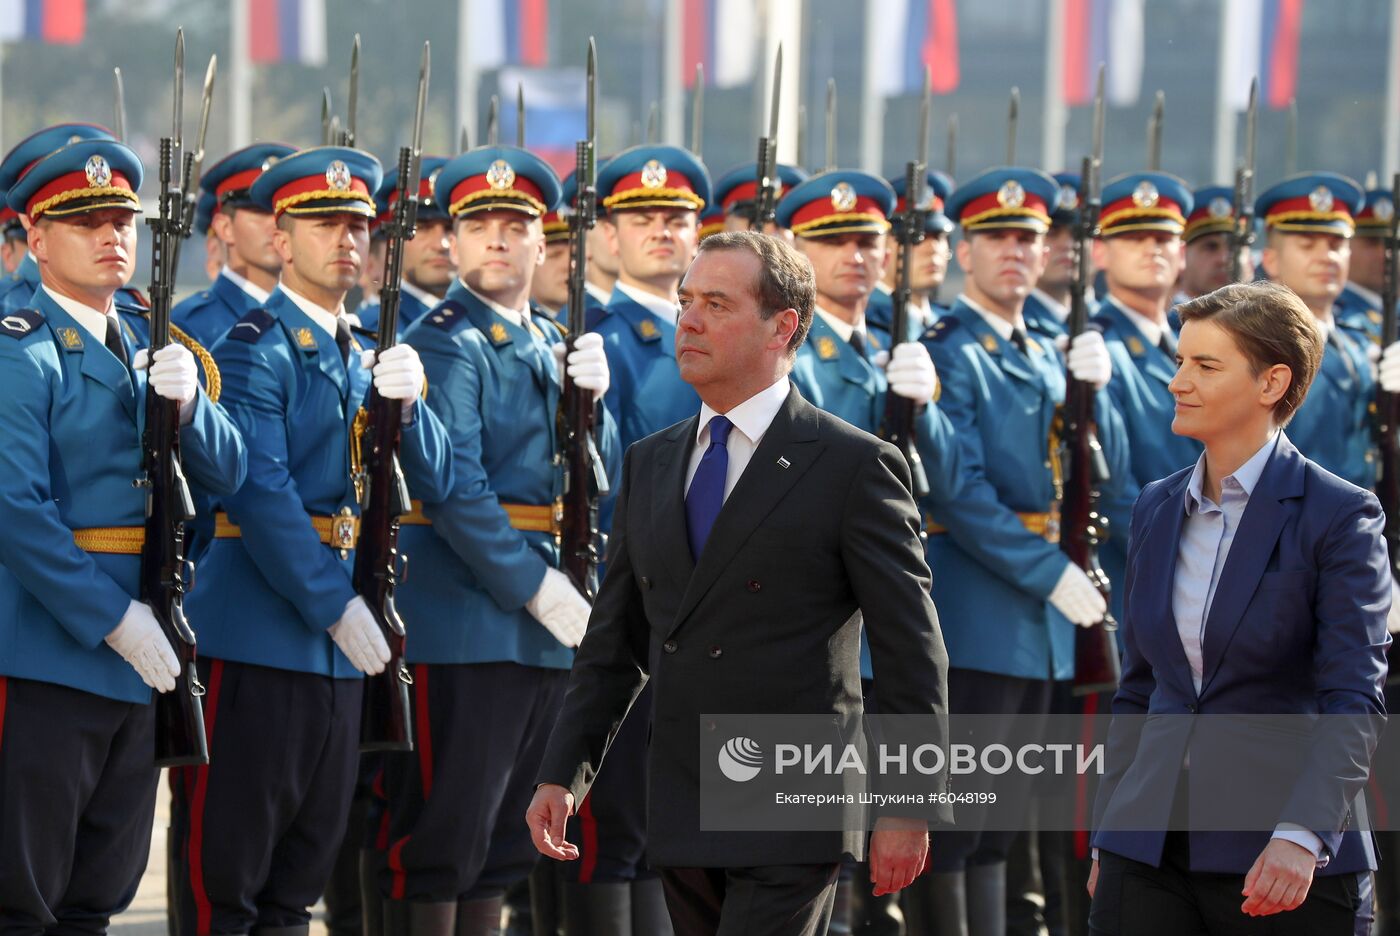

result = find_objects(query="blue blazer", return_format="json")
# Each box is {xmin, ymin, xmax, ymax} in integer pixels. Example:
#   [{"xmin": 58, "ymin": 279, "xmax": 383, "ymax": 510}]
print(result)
[
  {"xmin": 0, "ymin": 288, "xmax": 246, "ymax": 703},
  {"xmin": 1093, "ymin": 435, "xmax": 1389, "ymax": 875},
  {"xmin": 189, "ymin": 289, "xmax": 453, "ymax": 677},
  {"xmin": 395, "ymin": 282, "xmax": 620, "ymax": 669},
  {"xmin": 919, "ymin": 299, "xmax": 1129, "ymax": 681}
]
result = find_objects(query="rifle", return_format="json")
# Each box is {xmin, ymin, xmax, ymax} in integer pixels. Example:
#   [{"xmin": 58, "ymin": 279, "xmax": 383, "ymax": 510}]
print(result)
[
  {"xmin": 751, "ymin": 44, "xmax": 782, "ymax": 231},
  {"xmin": 321, "ymin": 87, "xmax": 333, "ymax": 145},
  {"xmin": 1230, "ymin": 79, "xmax": 1258, "ymax": 284},
  {"xmin": 140, "ymin": 29, "xmax": 214, "ymax": 768},
  {"xmin": 1375, "ymin": 171, "xmax": 1400, "ymax": 661},
  {"xmin": 517, "ymin": 83, "xmax": 527, "ymax": 147},
  {"xmin": 169, "ymin": 52, "xmax": 216, "ymax": 281},
  {"xmin": 945, "ymin": 113, "xmax": 957, "ymax": 179},
  {"xmin": 487, "ymin": 95, "xmax": 500, "ymax": 146},
  {"xmin": 344, "ymin": 34, "xmax": 360, "ymax": 147},
  {"xmin": 556, "ymin": 38, "xmax": 610, "ymax": 602},
  {"xmin": 1058, "ymin": 65, "xmax": 1120, "ymax": 696},
  {"xmin": 354, "ymin": 42, "xmax": 431, "ymax": 753},
  {"xmin": 877, "ymin": 66, "xmax": 931, "ymax": 500}
]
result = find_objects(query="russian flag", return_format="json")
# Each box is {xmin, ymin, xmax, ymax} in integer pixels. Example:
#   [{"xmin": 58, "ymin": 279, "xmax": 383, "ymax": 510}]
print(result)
[
  {"xmin": 0, "ymin": 0, "xmax": 85, "ymax": 45},
  {"xmin": 1222, "ymin": 0, "xmax": 1304, "ymax": 110},
  {"xmin": 869, "ymin": 0, "xmax": 960, "ymax": 97},
  {"xmin": 1063, "ymin": 0, "xmax": 1144, "ymax": 107},
  {"xmin": 249, "ymin": 0, "xmax": 327, "ymax": 66},
  {"xmin": 466, "ymin": 0, "xmax": 549, "ymax": 70},
  {"xmin": 681, "ymin": 0, "xmax": 757, "ymax": 89}
]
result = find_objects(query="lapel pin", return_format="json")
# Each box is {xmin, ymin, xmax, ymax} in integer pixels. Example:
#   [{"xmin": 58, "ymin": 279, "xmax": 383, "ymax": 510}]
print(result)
[{"xmin": 777, "ymin": 456, "xmax": 791, "ymax": 469}]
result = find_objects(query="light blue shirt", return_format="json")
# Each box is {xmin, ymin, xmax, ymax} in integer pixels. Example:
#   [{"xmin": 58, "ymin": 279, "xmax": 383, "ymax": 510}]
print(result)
[{"xmin": 1174, "ymin": 431, "xmax": 1326, "ymax": 864}]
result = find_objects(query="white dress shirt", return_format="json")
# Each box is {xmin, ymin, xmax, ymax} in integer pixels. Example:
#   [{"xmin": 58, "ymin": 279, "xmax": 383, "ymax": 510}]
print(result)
[
  {"xmin": 221, "ymin": 265, "xmax": 271, "ymax": 304},
  {"xmin": 460, "ymin": 280, "xmax": 527, "ymax": 328},
  {"xmin": 684, "ymin": 376, "xmax": 791, "ymax": 503},
  {"xmin": 278, "ymin": 283, "xmax": 345, "ymax": 338},
  {"xmin": 585, "ymin": 281, "xmax": 612, "ymax": 306},
  {"xmin": 813, "ymin": 306, "xmax": 870, "ymax": 353},
  {"xmin": 43, "ymin": 285, "xmax": 118, "ymax": 346},
  {"xmin": 403, "ymin": 280, "xmax": 441, "ymax": 312},
  {"xmin": 1030, "ymin": 288, "xmax": 1070, "ymax": 324},
  {"xmin": 1105, "ymin": 295, "xmax": 1168, "ymax": 350},
  {"xmin": 958, "ymin": 293, "xmax": 1025, "ymax": 342},
  {"xmin": 615, "ymin": 281, "xmax": 679, "ymax": 325}
]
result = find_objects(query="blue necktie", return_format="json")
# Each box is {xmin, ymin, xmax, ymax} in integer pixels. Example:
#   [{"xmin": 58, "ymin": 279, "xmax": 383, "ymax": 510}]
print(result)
[{"xmin": 685, "ymin": 415, "xmax": 733, "ymax": 560}]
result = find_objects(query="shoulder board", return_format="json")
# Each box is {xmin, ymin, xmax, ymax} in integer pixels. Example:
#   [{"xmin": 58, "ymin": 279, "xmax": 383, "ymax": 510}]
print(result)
[
  {"xmin": 0, "ymin": 307, "xmax": 45, "ymax": 340},
  {"xmin": 121, "ymin": 288, "xmax": 151, "ymax": 310},
  {"xmin": 227, "ymin": 308, "xmax": 278, "ymax": 343},
  {"xmin": 350, "ymin": 324, "xmax": 379, "ymax": 344},
  {"xmin": 537, "ymin": 315, "xmax": 568, "ymax": 340},
  {"xmin": 924, "ymin": 317, "xmax": 962, "ymax": 343},
  {"xmin": 425, "ymin": 300, "xmax": 470, "ymax": 332},
  {"xmin": 631, "ymin": 315, "xmax": 662, "ymax": 342}
]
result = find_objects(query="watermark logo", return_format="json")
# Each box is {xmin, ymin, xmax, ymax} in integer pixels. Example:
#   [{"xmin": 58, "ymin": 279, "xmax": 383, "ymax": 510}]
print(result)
[{"xmin": 718, "ymin": 737, "xmax": 764, "ymax": 782}]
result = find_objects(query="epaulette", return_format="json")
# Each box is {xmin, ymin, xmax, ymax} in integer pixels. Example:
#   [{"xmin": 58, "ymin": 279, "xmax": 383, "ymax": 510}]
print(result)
[
  {"xmin": 425, "ymin": 300, "xmax": 470, "ymax": 332},
  {"xmin": 350, "ymin": 324, "xmax": 379, "ymax": 344},
  {"xmin": 227, "ymin": 308, "xmax": 277, "ymax": 343},
  {"xmin": 924, "ymin": 317, "xmax": 962, "ymax": 343},
  {"xmin": 538, "ymin": 315, "xmax": 568, "ymax": 340},
  {"xmin": 0, "ymin": 307, "xmax": 44, "ymax": 339},
  {"xmin": 121, "ymin": 287, "xmax": 151, "ymax": 309}
]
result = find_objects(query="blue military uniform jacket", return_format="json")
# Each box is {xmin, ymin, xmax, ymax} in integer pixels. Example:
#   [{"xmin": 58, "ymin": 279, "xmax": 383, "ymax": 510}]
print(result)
[
  {"xmin": 790, "ymin": 310, "xmax": 963, "ymax": 678},
  {"xmin": 920, "ymin": 298, "xmax": 1129, "ymax": 681},
  {"xmin": 865, "ymin": 283, "xmax": 944, "ymax": 345},
  {"xmin": 1022, "ymin": 289, "xmax": 1078, "ymax": 344},
  {"xmin": 188, "ymin": 288, "xmax": 453, "ymax": 678},
  {"xmin": 0, "ymin": 287, "xmax": 247, "ymax": 704},
  {"xmin": 172, "ymin": 270, "xmax": 267, "ymax": 348},
  {"xmin": 1335, "ymin": 282, "xmax": 1386, "ymax": 346},
  {"xmin": 596, "ymin": 286, "xmax": 700, "ymax": 453},
  {"xmin": 0, "ymin": 252, "xmax": 40, "ymax": 313},
  {"xmin": 1094, "ymin": 297, "xmax": 1202, "ymax": 623},
  {"xmin": 583, "ymin": 282, "xmax": 611, "ymax": 331},
  {"xmin": 1286, "ymin": 320, "xmax": 1376, "ymax": 490},
  {"xmin": 354, "ymin": 285, "xmax": 433, "ymax": 338},
  {"xmin": 396, "ymin": 281, "xmax": 621, "ymax": 670}
]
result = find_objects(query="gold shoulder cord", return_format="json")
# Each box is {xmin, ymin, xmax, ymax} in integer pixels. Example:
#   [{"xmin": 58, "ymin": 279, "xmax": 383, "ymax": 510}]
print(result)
[
  {"xmin": 350, "ymin": 406, "xmax": 370, "ymax": 503},
  {"xmin": 169, "ymin": 324, "xmax": 222, "ymax": 403}
]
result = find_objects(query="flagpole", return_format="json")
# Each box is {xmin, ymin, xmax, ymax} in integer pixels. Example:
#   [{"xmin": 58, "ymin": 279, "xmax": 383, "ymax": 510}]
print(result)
[
  {"xmin": 1384, "ymin": 0, "xmax": 1400, "ymax": 177},
  {"xmin": 763, "ymin": 0, "xmax": 802, "ymax": 164},
  {"xmin": 457, "ymin": 0, "xmax": 477, "ymax": 151},
  {"xmin": 859, "ymin": 0, "xmax": 883, "ymax": 172},
  {"xmin": 230, "ymin": 0, "xmax": 251, "ymax": 148},
  {"xmin": 1042, "ymin": 0, "xmax": 1066, "ymax": 171},
  {"xmin": 663, "ymin": 0, "xmax": 683, "ymax": 145},
  {"xmin": 1211, "ymin": 0, "xmax": 1237, "ymax": 184}
]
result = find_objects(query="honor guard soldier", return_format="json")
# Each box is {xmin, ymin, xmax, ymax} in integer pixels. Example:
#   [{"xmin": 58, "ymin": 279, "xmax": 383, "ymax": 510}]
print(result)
[
  {"xmin": 0, "ymin": 123, "xmax": 117, "ymax": 313},
  {"xmin": 1023, "ymin": 172, "xmax": 1084, "ymax": 343},
  {"xmin": 707, "ymin": 160, "xmax": 808, "ymax": 238},
  {"xmin": 0, "ymin": 199, "xmax": 29, "ymax": 295},
  {"xmin": 0, "ymin": 137, "xmax": 246, "ymax": 931},
  {"xmin": 1179, "ymin": 185, "xmax": 1255, "ymax": 303},
  {"xmin": 1337, "ymin": 186, "xmax": 1396, "ymax": 343},
  {"xmin": 565, "ymin": 143, "xmax": 712, "ymax": 933},
  {"xmin": 867, "ymin": 168, "xmax": 954, "ymax": 343},
  {"xmin": 194, "ymin": 189, "xmax": 226, "ymax": 284},
  {"xmin": 1256, "ymin": 173, "xmax": 1375, "ymax": 489},
  {"xmin": 170, "ymin": 146, "xmax": 453, "ymax": 936},
  {"xmin": 171, "ymin": 143, "xmax": 295, "ymax": 348},
  {"xmin": 902, "ymin": 167, "xmax": 1128, "ymax": 935},
  {"xmin": 532, "ymin": 175, "xmax": 574, "ymax": 319},
  {"xmin": 371, "ymin": 145, "xmax": 618, "ymax": 934},
  {"xmin": 777, "ymin": 167, "xmax": 958, "ymax": 936},
  {"xmin": 1093, "ymin": 172, "xmax": 1202, "ymax": 623},
  {"xmin": 359, "ymin": 156, "xmax": 452, "ymax": 337}
]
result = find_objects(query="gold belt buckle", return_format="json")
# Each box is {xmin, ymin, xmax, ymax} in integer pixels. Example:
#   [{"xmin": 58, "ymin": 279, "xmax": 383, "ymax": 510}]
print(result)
[{"xmin": 332, "ymin": 506, "xmax": 358, "ymax": 557}]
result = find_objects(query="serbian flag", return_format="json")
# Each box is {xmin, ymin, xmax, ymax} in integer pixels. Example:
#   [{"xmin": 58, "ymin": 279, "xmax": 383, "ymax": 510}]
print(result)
[
  {"xmin": 248, "ymin": 0, "xmax": 327, "ymax": 66},
  {"xmin": 1063, "ymin": 0, "xmax": 1145, "ymax": 106},
  {"xmin": 0, "ymin": 0, "xmax": 85, "ymax": 45},
  {"xmin": 499, "ymin": 66, "xmax": 584, "ymax": 174},
  {"xmin": 681, "ymin": 0, "xmax": 757, "ymax": 88},
  {"xmin": 466, "ymin": 0, "xmax": 549, "ymax": 70},
  {"xmin": 868, "ymin": 0, "xmax": 959, "ymax": 96},
  {"xmin": 1222, "ymin": 0, "xmax": 1305, "ymax": 109}
]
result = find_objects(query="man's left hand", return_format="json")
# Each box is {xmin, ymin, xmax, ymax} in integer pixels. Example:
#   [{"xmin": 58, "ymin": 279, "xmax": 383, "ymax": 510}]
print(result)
[
  {"xmin": 885, "ymin": 342, "xmax": 939, "ymax": 406},
  {"xmin": 1241, "ymin": 838, "xmax": 1315, "ymax": 916},
  {"xmin": 868, "ymin": 816, "xmax": 929, "ymax": 896}
]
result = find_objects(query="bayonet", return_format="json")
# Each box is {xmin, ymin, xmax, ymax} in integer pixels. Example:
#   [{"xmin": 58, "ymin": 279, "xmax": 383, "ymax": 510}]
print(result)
[
  {"xmin": 517, "ymin": 82, "xmax": 526, "ymax": 147},
  {"xmin": 691, "ymin": 64, "xmax": 704, "ymax": 155},
  {"xmin": 751, "ymin": 43, "xmax": 782, "ymax": 229},
  {"xmin": 487, "ymin": 95, "xmax": 499, "ymax": 146},
  {"xmin": 459, "ymin": 124, "xmax": 470, "ymax": 153},
  {"xmin": 114, "ymin": 67, "xmax": 126, "ymax": 142},
  {"xmin": 796, "ymin": 103, "xmax": 806, "ymax": 170},
  {"xmin": 1147, "ymin": 90, "xmax": 1164, "ymax": 171},
  {"xmin": 1007, "ymin": 86, "xmax": 1019, "ymax": 164},
  {"xmin": 346, "ymin": 33, "xmax": 360, "ymax": 146},
  {"xmin": 321, "ymin": 87, "xmax": 332, "ymax": 145},
  {"xmin": 946, "ymin": 112, "xmax": 957, "ymax": 178},
  {"xmin": 646, "ymin": 101, "xmax": 659, "ymax": 143},
  {"xmin": 1231, "ymin": 77, "xmax": 1258, "ymax": 284},
  {"xmin": 824, "ymin": 78, "xmax": 836, "ymax": 172},
  {"xmin": 1286, "ymin": 96, "xmax": 1298, "ymax": 176}
]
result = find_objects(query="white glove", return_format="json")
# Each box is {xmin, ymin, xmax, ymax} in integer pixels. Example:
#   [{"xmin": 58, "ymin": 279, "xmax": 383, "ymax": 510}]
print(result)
[
  {"xmin": 1379, "ymin": 341, "xmax": 1400, "ymax": 394},
  {"xmin": 1067, "ymin": 330, "xmax": 1113, "ymax": 391},
  {"xmin": 872, "ymin": 349, "xmax": 891, "ymax": 370},
  {"xmin": 1388, "ymin": 577, "xmax": 1400, "ymax": 635},
  {"xmin": 552, "ymin": 331, "xmax": 611, "ymax": 402},
  {"xmin": 1048, "ymin": 562, "xmax": 1107, "ymax": 628},
  {"xmin": 106, "ymin": 600, "xmax": 181, "ymax": 693},
  {"xmin": 525, "ymin": 566, "xmax": 591, "ymax": 648},
  {"xmin": 368, "ymin": 343, "xmax": 426, "ymax": 400},
  {"xmin": 328, "ymin": 596, "xmax": 391, "ymax": 675},
  {"xmin": 885, "ymin": 342, "xmax": 939, "ymax": 405},
  {"xmin": 135, "ymin": 344, "xmax": 199, "ymax": 423}
]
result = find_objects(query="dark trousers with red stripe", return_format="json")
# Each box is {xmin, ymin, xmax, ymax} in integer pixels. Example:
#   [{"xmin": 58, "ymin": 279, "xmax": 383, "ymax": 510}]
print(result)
[
  {"xmin": 0, "ymin": 676, "xmax": 159, "ymax": 936},
  {"xmin": 562, "ymin": 682, "xmax": 653, "ymax": 885},
  {"xmin": 168, "ymin": 659, "xmax": 362, "ymax": 936},
  {"xmin": 375, "ymin": 661, "xmax": 566, "ymax": 902}
]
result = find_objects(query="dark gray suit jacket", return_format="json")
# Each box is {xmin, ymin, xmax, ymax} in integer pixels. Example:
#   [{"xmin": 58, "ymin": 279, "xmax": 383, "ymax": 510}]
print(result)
[{"xmin": 537, "ymin": 385, "xmax": 953, "ymax": 868}]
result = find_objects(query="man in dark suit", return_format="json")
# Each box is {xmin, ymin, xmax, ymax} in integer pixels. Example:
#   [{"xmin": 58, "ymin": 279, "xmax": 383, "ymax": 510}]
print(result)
[
  {"xmin": 1089, "ymin": 281, "xmax": 1389, "ymax": 935},
  {"xmin": 525, "ymin": 230, "xmax": 953, "ymax": 935}
]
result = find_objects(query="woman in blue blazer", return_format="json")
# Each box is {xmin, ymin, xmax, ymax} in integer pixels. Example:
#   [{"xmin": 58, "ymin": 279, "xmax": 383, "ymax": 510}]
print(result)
[{"xmin": 1088, "ymin": 281, "xmax": 1389, "ymax": 935}]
